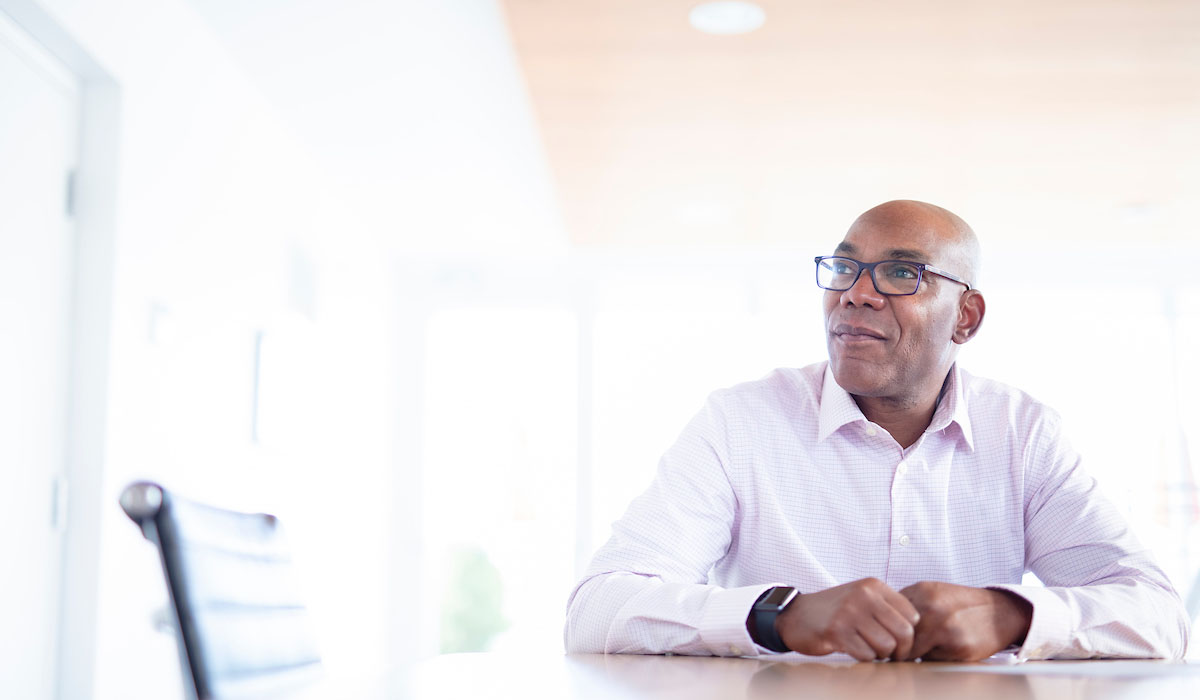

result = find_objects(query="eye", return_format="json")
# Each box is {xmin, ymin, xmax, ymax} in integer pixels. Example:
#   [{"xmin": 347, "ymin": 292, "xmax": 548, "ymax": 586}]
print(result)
[
  {"xmin": 831, "ymin": 260, "xmax": 855, "ymax": 274},
  {"xmin": 886, "ymin": 263, "xmax": 919, "ymax": 280}
]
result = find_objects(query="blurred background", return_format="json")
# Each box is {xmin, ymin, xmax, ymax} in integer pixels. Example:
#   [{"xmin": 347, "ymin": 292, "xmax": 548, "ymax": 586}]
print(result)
[{"xmin": 1, "ymin": 0, "xmax": 1198, "ymax": 697}]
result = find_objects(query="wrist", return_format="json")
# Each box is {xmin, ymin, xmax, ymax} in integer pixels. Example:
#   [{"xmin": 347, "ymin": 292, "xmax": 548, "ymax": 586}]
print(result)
[
  {"xmin": 992, "ymin": 588, "xmax": 1033, "ymax": 647},
  {"xmin": 748, "ymin": 586, "xmax": 797, "ymax": 653}
]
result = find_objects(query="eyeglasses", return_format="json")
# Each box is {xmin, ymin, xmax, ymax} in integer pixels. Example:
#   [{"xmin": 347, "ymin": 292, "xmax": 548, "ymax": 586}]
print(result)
[{"xmin": 814, "ymin": 255, "xmax": 972, "ymax": 296}]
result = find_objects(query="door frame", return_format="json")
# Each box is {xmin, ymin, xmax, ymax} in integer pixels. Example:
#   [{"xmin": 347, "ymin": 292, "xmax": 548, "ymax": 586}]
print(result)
[{"xmin": 0, "ymin": 2, "xmax": 118, "ymax": 698}]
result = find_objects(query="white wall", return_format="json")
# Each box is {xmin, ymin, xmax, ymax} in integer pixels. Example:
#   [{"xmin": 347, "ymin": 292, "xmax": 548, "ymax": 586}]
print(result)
[
  {"xmin": 188, "ymin": 0, "xmax": 566, "ymax": 256},
  {"xmin": 12, "ymin": 1, "xmax": 562, "ymax": 698}
]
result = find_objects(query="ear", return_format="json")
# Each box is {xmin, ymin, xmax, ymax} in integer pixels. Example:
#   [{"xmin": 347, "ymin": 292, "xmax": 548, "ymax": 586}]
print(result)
[{"xmin": 952, "ymin": 290, "xmax": 985, "ymax": 344}]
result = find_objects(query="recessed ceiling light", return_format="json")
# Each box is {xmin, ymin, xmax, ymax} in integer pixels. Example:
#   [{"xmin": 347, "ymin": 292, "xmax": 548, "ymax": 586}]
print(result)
[{"xmin": 689, "ymin": 1, "xmax": 766, "ymax": 35}]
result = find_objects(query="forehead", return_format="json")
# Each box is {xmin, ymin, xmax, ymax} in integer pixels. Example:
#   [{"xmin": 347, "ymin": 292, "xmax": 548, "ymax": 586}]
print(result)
[
  {"xmin": 834, "ymin": 240, "xmax": 930, "ymax": 263},
  {"xmin": 835, "ymin": 215, "xmax": 952, "ymax": 264}
]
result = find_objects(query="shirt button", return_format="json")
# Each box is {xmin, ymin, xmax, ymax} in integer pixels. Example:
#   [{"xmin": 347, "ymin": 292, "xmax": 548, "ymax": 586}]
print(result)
[
  {"xmin": 730, "ymin": 645, "xmax": 742, "ymax": 655},
  {"xmin": 899, "ymin": 534, "xmax": 911, "ymax": 546},
  {"xmin": 865, "ymin": 426, "xmax": 877, "ymax": 437},
  {"xmin": 897, "ymin": 461, "xmax": 908, "ymax": 476}
]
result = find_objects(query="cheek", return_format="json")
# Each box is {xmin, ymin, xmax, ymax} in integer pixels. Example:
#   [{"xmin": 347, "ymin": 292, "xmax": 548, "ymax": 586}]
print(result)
[
  {"xmin": 896, "ymin": 307, "xmax": 957, "ymax": 355},
  {"xmin": 821, "ymin": 291, "xmax": 839, "ymax": 315}
]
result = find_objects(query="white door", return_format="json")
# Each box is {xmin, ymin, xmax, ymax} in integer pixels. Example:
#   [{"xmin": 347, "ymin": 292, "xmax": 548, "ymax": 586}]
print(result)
[{"xmin": 0, "ymin": 10, "xmax": 80, "ymax": 699}]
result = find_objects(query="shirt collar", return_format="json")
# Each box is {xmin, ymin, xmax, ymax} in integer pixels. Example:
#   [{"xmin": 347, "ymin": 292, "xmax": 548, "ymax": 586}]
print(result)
[
  {"xmin": 928, "ymin": 364, "xmax": 975, "ymax": 451},
  {"xmin": 817, "ymin": 364, "xmax": 867, "ymax": 442},
  {"xmin": 816, "ymin": 363, "xmax": 975, "ymax": 451}
]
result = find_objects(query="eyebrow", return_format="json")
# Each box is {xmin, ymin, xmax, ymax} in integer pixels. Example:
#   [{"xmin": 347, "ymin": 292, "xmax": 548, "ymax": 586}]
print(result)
[
  {"xmin": 884, "ymin": 248, "xmax": 929, "ymax": 263},
  {"xmin": 834, "ymin": 242, "xmax": 931, "ymax": 263}
]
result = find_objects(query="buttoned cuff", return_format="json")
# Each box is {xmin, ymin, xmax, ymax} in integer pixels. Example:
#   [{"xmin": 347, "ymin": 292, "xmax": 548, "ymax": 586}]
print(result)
[
  {"xmin": 698, "ymin": 583, "xmax": 783, "ymax": 657},
  {"xmin": 987, "ymin": 584, "xmax": 1071, "ymax": 660}
]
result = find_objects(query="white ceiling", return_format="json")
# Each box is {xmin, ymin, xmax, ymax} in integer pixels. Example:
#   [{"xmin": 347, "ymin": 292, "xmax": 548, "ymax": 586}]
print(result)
[
  {"xmin": 186, "ymin": 1, "xmax": 1200, "ymax": 250},
  {"xmin": 502, "ymin": 0, "xmax": 1200, "ymax": 248}
]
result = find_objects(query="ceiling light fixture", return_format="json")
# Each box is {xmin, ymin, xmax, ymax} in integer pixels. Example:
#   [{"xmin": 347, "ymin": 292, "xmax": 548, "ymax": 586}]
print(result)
[{"xmin": 688, "ymin": 1, "xmax": 766, "ymax": 35}]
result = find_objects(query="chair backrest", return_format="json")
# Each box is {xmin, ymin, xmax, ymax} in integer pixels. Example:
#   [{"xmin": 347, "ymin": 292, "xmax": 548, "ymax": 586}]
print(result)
[{"xmin": 120, "ymin": 481, "xmax": 322, "ymax": 700}]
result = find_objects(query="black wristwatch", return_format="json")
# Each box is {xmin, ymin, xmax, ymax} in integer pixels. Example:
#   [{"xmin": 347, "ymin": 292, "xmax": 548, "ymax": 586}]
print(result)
[{"xmin": 750, "ymin": 586, "xmax": 798, "ymax": 653}]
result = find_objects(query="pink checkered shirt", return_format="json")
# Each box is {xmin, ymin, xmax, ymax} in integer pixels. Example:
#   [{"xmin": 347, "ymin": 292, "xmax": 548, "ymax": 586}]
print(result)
[{"xmin": 565, "ymin": 362, "xmax": 1189, "ymax": 659}]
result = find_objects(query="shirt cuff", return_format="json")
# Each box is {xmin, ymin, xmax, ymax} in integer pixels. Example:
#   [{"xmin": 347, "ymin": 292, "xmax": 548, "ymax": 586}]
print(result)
[
  {"xmin": 988, "ymin": 584, "xmax": 1071, "ymax": 660},
  {"xmin": 698, "ymin": 583, "xmax": 783, "ymax": 657}
]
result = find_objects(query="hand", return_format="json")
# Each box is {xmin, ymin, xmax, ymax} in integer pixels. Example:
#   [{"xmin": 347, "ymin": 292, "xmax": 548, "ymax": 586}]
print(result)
[
  {"xmin": 899, "ymin": 581, "xmax": 1033, "ymax": 661},
  {"xmin": 775, "ymin": 578, "xmax": 921, "ymax": 661}
]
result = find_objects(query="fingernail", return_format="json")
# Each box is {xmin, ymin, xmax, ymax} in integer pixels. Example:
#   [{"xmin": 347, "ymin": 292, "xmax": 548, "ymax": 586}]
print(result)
[{"xmin": 911, "ymin": 613, "xmax": 920, "ymax": 625}]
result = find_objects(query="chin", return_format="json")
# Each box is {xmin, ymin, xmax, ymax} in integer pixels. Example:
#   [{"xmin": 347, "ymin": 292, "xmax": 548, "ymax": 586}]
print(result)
[{"xmin": 829, "ymin": 365, "xmax": 887, "ymax": 397}]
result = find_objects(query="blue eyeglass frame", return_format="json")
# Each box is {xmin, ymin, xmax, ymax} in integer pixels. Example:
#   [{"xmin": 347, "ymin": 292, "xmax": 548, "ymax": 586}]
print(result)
[{"xmin": 814, "ymin": 255, "xmax": 973, "ymax": 296}]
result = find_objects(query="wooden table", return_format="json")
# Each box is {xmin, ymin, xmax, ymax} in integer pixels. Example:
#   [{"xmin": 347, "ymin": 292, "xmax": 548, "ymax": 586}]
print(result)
[{"xmin": 343, "ymin": 652, "xmax": 1200, "ymax": 700}]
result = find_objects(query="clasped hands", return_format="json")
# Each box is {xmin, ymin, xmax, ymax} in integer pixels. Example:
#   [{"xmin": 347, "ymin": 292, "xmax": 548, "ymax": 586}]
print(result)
[{"xmin": 774, "ymin": 578, "xmax": 1033, "ymax": 662}]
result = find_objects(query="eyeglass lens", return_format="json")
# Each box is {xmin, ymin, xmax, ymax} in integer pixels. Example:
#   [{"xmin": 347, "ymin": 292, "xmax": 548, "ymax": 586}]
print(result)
[{"xmin": 817, "ymin": 258, "xmax": 922, "ymax": 295}]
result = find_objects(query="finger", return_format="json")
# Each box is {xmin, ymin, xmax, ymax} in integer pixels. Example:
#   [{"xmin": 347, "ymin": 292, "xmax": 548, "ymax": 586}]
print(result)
[
  {"xmin": 855, "ymin": 617, "xmax": 899, "ymax": 660},
  {"xmin": 877, "ymin": 587, "xmax": 920, "ymax": 660},
  {"xmin": 920, "ymin": 645, "xmax": 953, "ymax": 662},
  {"xmin": 881, "ymin": 587, "xmax": 922, "ymax": 626},
  {"xmin": 842, "ymin": 631, "xmax": 879, "ymax": 662},
  {"xmin": 872, "ymin": 605, "xmax": 915, "ymax": 661},
  {"xmin": 907, "ymin": 622, "xmax": 940, "ymax": 661},
  {"xmin": 922, "ymin": 637, "xmax": 991, "ymax": 663}
]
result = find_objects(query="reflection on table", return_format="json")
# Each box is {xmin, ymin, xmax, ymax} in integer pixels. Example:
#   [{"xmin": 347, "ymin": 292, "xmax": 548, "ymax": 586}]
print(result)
[{"xmin": 348, "ymin": 652, "xmax": 1200, "ymax": 700}]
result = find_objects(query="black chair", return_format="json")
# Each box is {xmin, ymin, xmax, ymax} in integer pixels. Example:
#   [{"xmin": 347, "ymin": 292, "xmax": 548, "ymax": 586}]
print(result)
[{"xmin": 120, "ymin": 481, "xmax": 322, "ymax": 700}]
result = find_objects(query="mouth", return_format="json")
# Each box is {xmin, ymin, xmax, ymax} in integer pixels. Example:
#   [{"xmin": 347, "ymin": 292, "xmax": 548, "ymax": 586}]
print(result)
[{"xmin": 830, "ymin": 323, "xmax": 888, "ymax": 343}]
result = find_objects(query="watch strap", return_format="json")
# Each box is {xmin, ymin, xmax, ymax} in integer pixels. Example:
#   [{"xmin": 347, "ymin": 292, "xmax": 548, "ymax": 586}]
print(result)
[{"xmin": 752, "ymin": 587, "xmax": 794, "ymax": 653}]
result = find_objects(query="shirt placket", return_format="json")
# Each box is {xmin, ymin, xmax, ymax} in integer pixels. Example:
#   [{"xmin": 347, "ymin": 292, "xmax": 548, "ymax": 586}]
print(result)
[{"xmin": 885, "ymin": 437, "xmax": 928, "ymax": 588}]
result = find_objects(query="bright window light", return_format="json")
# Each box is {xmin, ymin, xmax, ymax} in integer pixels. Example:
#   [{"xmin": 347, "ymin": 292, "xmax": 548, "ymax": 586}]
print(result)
[{"xmin": 688, "ymin": 2, "xmax": 766, "ymax": 35}]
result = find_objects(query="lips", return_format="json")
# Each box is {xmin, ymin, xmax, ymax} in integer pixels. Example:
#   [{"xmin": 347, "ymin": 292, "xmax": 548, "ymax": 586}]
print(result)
[{"xmin": 830, "ymin": 323, "xmax": 888, "ymax": 341}]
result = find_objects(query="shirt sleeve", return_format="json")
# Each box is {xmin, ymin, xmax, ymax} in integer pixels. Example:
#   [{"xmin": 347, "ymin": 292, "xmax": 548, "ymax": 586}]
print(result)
[
  {"xmin": 991, "ymin": 409, "xmax": 1191, "ymax": 660},
  {"xmin": 563, "ymin": 394, "xmax": 780, "ymax": 656}
]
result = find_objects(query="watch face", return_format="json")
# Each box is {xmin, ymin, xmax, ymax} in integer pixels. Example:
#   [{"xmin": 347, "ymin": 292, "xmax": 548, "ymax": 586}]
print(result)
[{"xmin": 762, "ymin": 587, "xmax": 794, "ymax": 607}]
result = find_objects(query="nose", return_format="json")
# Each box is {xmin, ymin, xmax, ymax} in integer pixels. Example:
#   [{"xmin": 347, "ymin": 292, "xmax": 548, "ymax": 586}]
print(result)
[{"xmin": 841, "ymin": 267, "xmax": 886, "ymax": 309}]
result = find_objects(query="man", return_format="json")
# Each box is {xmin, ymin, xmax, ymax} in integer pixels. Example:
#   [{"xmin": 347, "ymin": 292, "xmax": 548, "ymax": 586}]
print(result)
[{"xmin": 564, "ymin": 200, "xmax": 1190, "ymax": 661}]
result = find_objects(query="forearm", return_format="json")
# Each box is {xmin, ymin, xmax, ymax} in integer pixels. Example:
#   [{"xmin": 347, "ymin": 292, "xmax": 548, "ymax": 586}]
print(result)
[
  {"xmin": 992, "ymin": 576, "xmax": 1190, "ymax": 659},
  {"xmin": 1018, "ymin": 418, "xmax": 1191, "ymax": 659},
  {"xmin": 564, "ymin": 571, "xmax": 773, "ymax": 656}
]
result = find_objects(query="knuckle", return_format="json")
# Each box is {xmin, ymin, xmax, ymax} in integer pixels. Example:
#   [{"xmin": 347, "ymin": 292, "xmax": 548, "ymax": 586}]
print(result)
[
  {"xmin": 836, "ymin": 601, "xmax": 864, "ymax": 621},
  {"xmin": 925, "ymin": 596, "xmax": 948, "ymax": 615},
  {"xmin": 815, "ymin": 622, "xmax": 837, "ymax": 642}
]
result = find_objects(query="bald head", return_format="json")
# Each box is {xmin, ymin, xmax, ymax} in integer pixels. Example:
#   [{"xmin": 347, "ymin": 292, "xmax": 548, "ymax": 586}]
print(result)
[{"xmin": 851, "ymin": 200, "xmax": 981, "ymax": 286}]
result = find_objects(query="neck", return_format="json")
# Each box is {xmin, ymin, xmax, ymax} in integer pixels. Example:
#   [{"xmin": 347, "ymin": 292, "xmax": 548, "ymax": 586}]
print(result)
[{"xmin": 853, "ymin": 371, "xmax": 952, "ymax": 449}]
